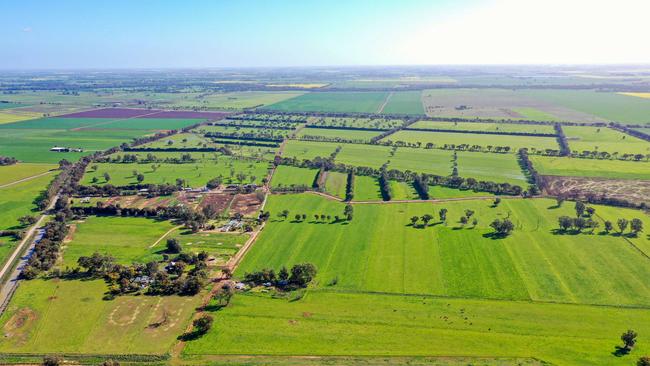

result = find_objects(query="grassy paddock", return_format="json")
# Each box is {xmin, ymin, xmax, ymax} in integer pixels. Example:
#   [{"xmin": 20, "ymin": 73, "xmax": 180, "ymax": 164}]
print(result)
[
  {"xmin": 266, "ymin": 92, "xmax": 389, "ymax": 113},
  {"xmin": 271, "ymin": 166, "xmax": 318, "ymax": 189},
  {"xmin": 384, "ymin": 130, "xmax": 559, "ymax": 152},
  {"xmin": 531, "ymin": 155, "xmax": 650, "ymax": 180}
]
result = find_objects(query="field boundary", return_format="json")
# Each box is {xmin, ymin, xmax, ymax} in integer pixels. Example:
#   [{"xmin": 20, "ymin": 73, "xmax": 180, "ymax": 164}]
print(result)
[{"xmin": 0, "ymin": 170, "xmax": 56, "ymax": 189}]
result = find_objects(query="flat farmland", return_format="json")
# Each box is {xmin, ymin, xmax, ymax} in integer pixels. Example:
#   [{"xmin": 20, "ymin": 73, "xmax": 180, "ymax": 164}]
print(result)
[
  {"xmin": 0, "ymin": 278, "xmax": 199, "ymax": 354},
  {"xmin": 140, "ymin": 133, "xmax": 215, "ymax": 149},
  {"xmin": 271, "ymin": 165, "xmax": 318, "ymax": 188},
  {"xmin": 389, "ymin": 180, "xmax": 419, "ymax": 200},
  {"xmin": 563, "ymin": 125, "xmax": 650, "ymax": 155},
  {"xmin": 352, "ymin": 175, "xmax": 382, "ymax": 201},
  {"xmin": 530, "ymin": 155, "xmax": 650, "ymax": 180},
  {"xmin": 421, "ymin": 88, "xmax": 603, "ymax": 122},
  {"xmin": 81, "ymin": 159, "xmax": 269, "ymax": 186},
  {"xmin": 324, "ymin": 171, "xmax": 347, "ymax": 199},
  {"xmin": 0, "ymin": 173, "xmax": 56, "ymax": 231},
  {"xmin": 0, "ymin": 117, "xmax": 204, "ymax": 131},
  {"xmin": 164, "ymin": 91, "xmax": 305, "ymax": 109},
  {"xmin": 380, "ymin": 91, "xmax": 425, "ymax": 115},
  {"xmin": 0, "ymin": 163, "xmax": 57, "ymax": 186},
  {"xmin": 60, "ymin": 216, "xmax": 178, "ymax": 268},
  {"xmin": 167, "ymin": 231, "xmax": 249, "ymax": 264},
  {"xmin": 183, "ymin": 290, "xmax": 649, "ymax": 366},
  {"xmin": 237, "ymin": 194, "xmax": 650, "ymax": 306},
  {"xmin": 0, "ymin": 111, "xmax": 42, "ymax": 125},
  {"xmin": 429, "ymin": 185, "xmax": 494, "ymax": 199},
  {"xmin": 308, "ymin": 116, "xmax": 404, "ymax": 130},
  {"xmin": 409, "ymin": 120, "xmax": 555, "ymax": 134},
  {"xmin": 384, "ymin": 130, "xmax": 559, "ymax": 152},
  {"xmin": 456, "ymin": 151, "xmax": 527, "ymax": 186},
  {"xmin": 198, "ymin": 124, "xmax": 290, "ymax": 138},
  {"xmin": 336, "ymin": 143, "xmax": 393, "ymax": 168},
  {"xmin": 0, "ymin": 128, "xmax": 156, "ymax": 163},
  {"xmin": 388, "ymin": 148, "xmax": 453, "ymax": 176},
  {"xmin": 266, "ymin": 92, "xmax": 389, "ymax": 113},
  {"xmin": 297, "ymin": 128, "xmax": 381, "ymax": 142},
  {"xmin": 282, "ymin": 140, "xmax": 340, "ymax": 160},
  {"xmin": 522, "ymin": 89, "xmax": 650, "ymax": 124}
]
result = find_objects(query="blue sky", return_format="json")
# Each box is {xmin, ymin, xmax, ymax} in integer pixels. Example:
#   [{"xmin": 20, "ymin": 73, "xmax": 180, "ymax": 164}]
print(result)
[{"xmin": 1, "ymin": 0, "xmax": 649, "ymax": 69}]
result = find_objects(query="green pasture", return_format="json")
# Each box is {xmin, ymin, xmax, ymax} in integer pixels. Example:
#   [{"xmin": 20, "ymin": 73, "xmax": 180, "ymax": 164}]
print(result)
[
  {"xmin": 384, "ymin": 130, "xmax": 559, "ymax": 152},
  {"xmin": 238, "ymin": 194, "xmax": 650, "ymax": 307},
  {"xmin": 324, "ymin": 171, "xmax": 348, "ymax": 199},
  {"xmin": 81, "ymin": 159, "xmax": 269, "ymax": 187},
  {"xmin": 266, "ymin": 92, "xmax": 389, "ymax": 113},
  {"xmin": 388, "ymin": 148, "xmax": 453, "ymax": 176},
  {"xmin": 308, "ymin": 116, "xmax": 404, "ymax": 130},
  {"xmin": 0, "ymin": 173, "xmax": 55, "ymax": 231},
  {"xmin": 456, "ymin": 151, "xmax": 527, "ymax": 186},
  {"xmin": 336, "ymin": 143, "xmax": 393, "ymax": 168},
  {"xmin": 183, "ymin": 290, "xmax": 649, "ymax": 366},
  {"xmin": 298, "ymin": 128, "xmax": 381, "ymax": 142},
  {"xmin": 0, "ymin": 117, "xmax": 203, "ymax": 131},
  {"xmin": 381, "ymin": 91, "xmax": 425, "ymax": 115},
  {"xmin": 530, "ymin": 155, "xmax": 650, "ymax": 180},
  {"xmin": 0, "ymin": 163, "xmax": 57, "ymax": 186},
  {"xmin": 271, "ymin": 166, "xmax": 318, "ymax": 188},
  {"xmin": 0, "ymin": 278, "xmax": 199, "ymax": 354},
  {"xmin": 352, "ymin": 175, "xmax": 382, "ymax": 201},
  {"xmin": 409, "ymin": 120, "xmax": 555, "ymax": 134},
  {"xmin": 282, "ymin": 140, "xmax": 340, "ymax": 160},
  {"xmin": 563, "ymin": 125, "xmax": 650, "ymax": 155}
]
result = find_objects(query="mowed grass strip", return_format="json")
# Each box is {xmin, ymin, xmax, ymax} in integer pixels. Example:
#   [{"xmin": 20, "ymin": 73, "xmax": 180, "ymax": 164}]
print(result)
[
  {"xmin": 236, "ymin": 194, "xmax": 650, "ymax": 306},
  {"xmin": 383, "ymin": 130, "xmax": 559, "ymax": 152},
  {"xmin": 271, "ymin": 165, "xmax": 318, "ymax": 188},
  {"xmin": 266, "ymin": 92, "xmax": 389, "ymax": 113},
  {"xmin": 183, "ymin": 290, "xmax": 649, "ymax": 366},
  {"xmin": 0, "ymin": 278, "xmax": 199, "ymax": 354},
  {"xmin": 530, "ymin": 155, "xmax": 650, "ymax": 180}
]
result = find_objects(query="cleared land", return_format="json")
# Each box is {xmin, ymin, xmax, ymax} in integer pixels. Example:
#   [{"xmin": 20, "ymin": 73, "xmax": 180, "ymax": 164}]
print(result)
[
  {"xmin": 271, "ymin": 165, "xmax": 318, "ymax": 188},
  {"xmin": 0, "ymin": 173, "xmax": 55, "ymax": 231},
  {"xmin": 388, "ymin": 148, "xmax": 453, "ymax": 176},
  {"xmin": 563, "ymin": 125, "xmax": 650, "ymax": 155},
  {"xmin": 308, "ymin": 116, "xmax": 404, "ymax": 130},
  {"xmin": 352, "ymin": 175, "xmax": 382, "ymax": 201},
  {"xmin": 283, "ymin": 140, "xmax": 340, "ymax": 160},
  {"xmin": 380, "ymin": 91, "xmax": 425, "ymax": 115},
  {"xmin": 81, "ymin": 159, "xmax": 269, "ymax": 187},
  {"xmin": 456, "ymin": 152, "xmax": 527, "ymax": 186},
  {"xmin": 0, "ymin": 163, "xmax": 56, "ymax": 186},
  {"xmin": 324, "ymin": 171, "xmax": 348, "ymax": 199},
  {"xmin": 384, "ymin": 130, "xmax": 559, "ymax": 152},
  {"xmin": 543, "ymin": 176, "xmax": 650, "ymax": 207},
  {"xmin": 531, "ymin": 155, "xmax": 650, "ymax": 180},
  {"xmin": 297, "ymin": 128, "xmax": 381, "ymax": 142},
  {"xmin": 266, "ymin": 92, "xmax": 389, "ymax": 113},
  {"xmin": 409, "ymin": 120, "xmax": 555, "ymax": 134},
  {"xmin": 336, "ymin": 144, "xmax": 393, "ymax": 168}
]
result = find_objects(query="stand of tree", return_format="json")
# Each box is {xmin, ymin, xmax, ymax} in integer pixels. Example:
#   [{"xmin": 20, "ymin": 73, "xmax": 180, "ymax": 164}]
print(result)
[
  {"xmin": 209, "ymin": 122, "xmax": 295, "ymax": 130},
  {"xmin": 204, "ymin": 132, "xmax": 284, "ymax": 143},
  {"xmin": 304, "ymin": 124, "xmax": 388, "ymax": 132},
  {"xmin": 0, "ymin": 156, "xmax": 17, "ymax": 166},
  {"xmin": 21, "ymin": 213, "xmax": 69, "ymax": 279},
  {"xmin": 345, "ymin": 170, "xmax": 354, "ymax": 201},
  {"xmin": 312, "ymin": 167, "xmax": 326, "ymax": 190},
  {"xmin": 518, "ymin": 148, "xmax": 544, "ymax": 189},
  {"xmin": 610, "ymin": 123, "xmax": 650, "ymax": 142},
  {"xmin": 554, "ymin": 123, "xmax": 571, "ymax": 156},
  {"xmin": 378, "ymin": 169, "xmax": 392, "ymax": 201},
  {"xmin": 242, "ymin": 263, "xmax": 317, "ymax": 290},
  {"xmin": 211, "ymin": 139, "xmax": 280, "ymax": 148},
  {"xmin": 94, "ymin": 153, "xmax": 200, "ymax": 164},
  {"xmin": 73, "ymin": 183, "xmax": 182, "ymax": 197},
  {"xmin": 124, "ymin": 146, "xmax": 230, "ymax": 154},
  {"xmin": 413, "ymin": 174, "xmax": 430, "ymax": 200}
]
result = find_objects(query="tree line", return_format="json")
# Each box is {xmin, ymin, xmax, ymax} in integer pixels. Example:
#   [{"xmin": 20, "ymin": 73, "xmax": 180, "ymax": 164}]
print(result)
[
  {"xmin": 403, "ymin": 127, "xmax": 556, "ymax": 137},
  {"xmin": 0, "ymin": 156, "xmax": 17, "ymax": 166}
]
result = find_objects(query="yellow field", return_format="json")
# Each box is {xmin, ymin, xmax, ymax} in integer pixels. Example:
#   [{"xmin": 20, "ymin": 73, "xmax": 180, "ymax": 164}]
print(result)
[
  {"xmin": 0, "ymin": 111, "xmax": 42, "ymax": 124},
  {"xmin": 618, "ymin": 92, "xmax": 650, "ymax": 99}
]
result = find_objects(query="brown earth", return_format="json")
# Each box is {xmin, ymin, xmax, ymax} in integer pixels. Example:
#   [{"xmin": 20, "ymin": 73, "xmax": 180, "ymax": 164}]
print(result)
[
  {"xmin": 3, "ymin": 308, "xmax": 37, "ymax": 345},
  {"xmin": 230, "ymin": 193, "xmax": 263, "ymax": 216},
  {"xmin": 199, "ymin": 192, "xmax": 235, "ymax": 214},
  {"xmin": 543, "ymin": 175, "xmax": 650, "ymax": 206}
]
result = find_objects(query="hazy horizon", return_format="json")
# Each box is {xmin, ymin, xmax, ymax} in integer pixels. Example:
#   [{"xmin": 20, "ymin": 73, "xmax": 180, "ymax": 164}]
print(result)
[{"xmin": 3, "ymin": 0, "xmax": 650, "ymax": 69}]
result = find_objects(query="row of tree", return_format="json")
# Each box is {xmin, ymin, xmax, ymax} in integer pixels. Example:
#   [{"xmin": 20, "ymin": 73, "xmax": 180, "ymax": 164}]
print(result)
[
  {"xmin": 243, "ymin": 263, "xmax": 317, "ymax": 290},
  {"xmin": 94, "ymin": 153, "xmax": 197, "ymax": 164},
  {"xmin": 403, "ymin": 127, "xmax": 556, "ymax": 137},
  {"xmin": 345, "ymin": 171, "xmax": 355, "ymax": 201},
  {"xmin": 0, "ymin": 156, "xmax": 17, "ymax": 166}
]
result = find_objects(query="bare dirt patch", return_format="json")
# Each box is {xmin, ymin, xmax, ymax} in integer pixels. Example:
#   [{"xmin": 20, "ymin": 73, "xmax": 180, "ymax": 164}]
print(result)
[
  {"xmin": 3, "ymin": 308, "xmax": 37, "ymax": 344},
  {"xmin": 230, "ymin": 193, "xmax": 263, "ymax": 216},
  {"xmin": 199, "ymin": 192, "xmax": 235, "ymax": 214},
  {"xmin": 543, "ymin": 175, "xmax": 650, "ymax": 206},
  {"xmin": 63, "ymin": 224, "xmax": 77, "ymax": 243}
]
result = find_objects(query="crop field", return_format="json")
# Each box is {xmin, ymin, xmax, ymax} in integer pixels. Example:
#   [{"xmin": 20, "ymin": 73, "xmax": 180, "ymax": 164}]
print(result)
[
  {"xmin": 0, "ymin": 117, "xmax": 205, "ymax": 131},
  {"xmin": 0, "ymin": 111, "xmax": 42, "ymax": 125},
  {"xmin": 421, "ymin": 88, "xmax": 605, "ymax": 122},
  {"xmin": 271, "ymin": 165, "xmax": 318, "ymax": 188},
  {"xmin": 266, "ymin": 92, "xmax": 389, "ymax": 113},
  {"xmin": 380, "ymin": 91, "xmax": 425, "ymax": 114},
  {"xmin": 563, "ymin": 125, "xmax": 650, "ymax": 155},
  {"xmin": 183, "ymin": 290, "xmax": 648, "ymax": 366},
  {"xmin": 428, "ymin": 185, "xmax": 494, "ymax": 199},
  {"xmin": 308, "ymin": 116, "xmax": 404, "ymax": 130},
  {"xmin": 297, "ymin": 128, "xmax": 381, "ymax": 142},
  {"xmin": 60, "ymin": 216, "xmax": 178, "ymax": 267},
  {"xmin": 336, "ymin": 143, "xmax": 393, "ymax": 168},
  {"xmin": 198, "ymin": 124, "xmax": 291, "ymax": 138},
  {"xmin": 409, "ymin": 120, "xmax": 555, "ymax": 134},
  {"xmin": 456, "ymin": 151, "xmax": 527, "ymax": 186},
  {"xmin": 0, "ymin": 278, "xmax": 200, "ymax": 354},
  {"xmin": 389, "ymin": 180, "xmax": 419, "ymax": 200},
  {"xmin": 282, "ymin": 140, "xmax": 341, "ymax": 160},
  {"xmin": 522, "ymin": 89, "xmax": 650, "ymax": 124},
  {"xmin": 140, "ymin": 132, "xmax": 214, "ymax": 149},
  {"xmin": 531, "ymin": 155, "xmax": 650, "ymax": 180},
  {"xmin": 384, "ymin": 130, "xmax": 559, "ymax": 151},
  {"xmin": 81, "ymin": 159, "xmax": 269, "ymax": 187},
  {"xmin": 324, "ymin": 171, "xmax": 347, "ymax": 199},
  {"xmin": 352, "ymin": 175, "xmax": 382, "ymax": 200},
  {"xmin": 162, "ymin": 91, "xmax": 305, "ymax": 109},
  {"xmin": 0, "ymin": 173, "xmax": 56, "ymax": 231},
  {"xmin": 238, "ymin": 194, "xmax": 650, "ymax": 306},
  {"xmin": 388, "ymin": 148, "xmax": 453, "ymax": 176},
  {"xmin": 0, "ymin": 128, "xmax": 153, "ymax": 163},
  {"xmin": 0, "ymin": 163, "xmax": 57, "ymax": 186}
]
